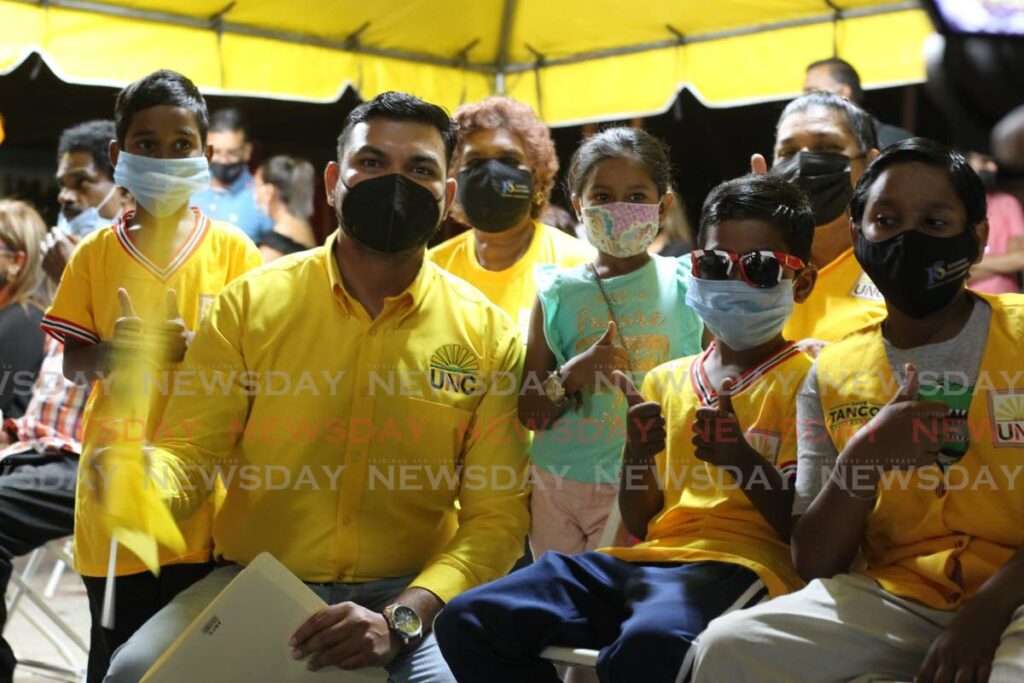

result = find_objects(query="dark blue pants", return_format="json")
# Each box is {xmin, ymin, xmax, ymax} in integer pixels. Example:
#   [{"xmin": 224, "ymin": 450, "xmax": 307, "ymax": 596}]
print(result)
[{"xmin": 435, "ymin": 551, "xmax": 767, "ymax": 683}]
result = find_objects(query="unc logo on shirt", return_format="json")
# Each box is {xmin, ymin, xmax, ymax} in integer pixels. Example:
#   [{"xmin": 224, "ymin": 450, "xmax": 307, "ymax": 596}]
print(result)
[
  {"xmin": 849, "ymin": 271, "xmax": 884, "ymax": 302},
  {"xmin": 990, "ymin": 391, "xmax": 1024, "ymax": 447},
  {"xmin": 429, "ymin": 344, "xmax": 481, "ymax": 395}
]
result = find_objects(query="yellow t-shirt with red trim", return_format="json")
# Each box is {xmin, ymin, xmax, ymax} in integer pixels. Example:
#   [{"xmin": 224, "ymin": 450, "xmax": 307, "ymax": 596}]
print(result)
[
  {"xmin": 783, "ymin": 247, "xmax": 887, "ymax": 344},
  {"xmin": 603, "ymin": 342, "xmax": 811, "ymax": 598},
  {"xmin": 429, "ymin": 222, "xmax": 594, "ymax": 339},
  {"xmin": 42, "ymin": 208, "xmax": 262, "ymax": 576}
]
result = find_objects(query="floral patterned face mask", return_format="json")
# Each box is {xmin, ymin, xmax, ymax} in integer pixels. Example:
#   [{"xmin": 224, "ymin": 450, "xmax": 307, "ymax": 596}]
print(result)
[{"xmin": 581, "ymin": 201, "xmax": 661, "ymax": 257}]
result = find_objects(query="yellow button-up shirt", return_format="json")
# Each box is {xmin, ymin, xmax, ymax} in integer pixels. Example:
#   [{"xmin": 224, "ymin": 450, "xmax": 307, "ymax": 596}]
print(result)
[{"xmin": 151, "ymin": 230, "xmax": 530, "ymax": 603}]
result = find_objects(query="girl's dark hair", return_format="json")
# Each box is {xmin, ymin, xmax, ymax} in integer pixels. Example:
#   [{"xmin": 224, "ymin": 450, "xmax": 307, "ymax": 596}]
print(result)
[
  {"xmin": 567, "ymin": 127, "xmax": 673, "ymax": 199},
  {"xmin": 850, "ymin": 137, "xmax": 988, "ymax": 228},
  {"xmin": 259, "ymin": 155, "xmax": 315, "ymax": 219},
  {"xmin": 699, "ymin": 174, "xmax": 815, "ymax": 261}
]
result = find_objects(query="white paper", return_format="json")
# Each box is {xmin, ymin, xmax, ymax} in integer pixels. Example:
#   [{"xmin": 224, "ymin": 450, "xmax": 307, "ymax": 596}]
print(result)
[{"xmin": 142, "ymin": 552, "xmax": 388, "ymax": 682}]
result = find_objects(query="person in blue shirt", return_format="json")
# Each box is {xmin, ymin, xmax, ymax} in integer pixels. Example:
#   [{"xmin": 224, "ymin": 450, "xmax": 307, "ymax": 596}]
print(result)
[{"xmin": 189, "ymin": 108, "xmax": 272, "ymax": 239}]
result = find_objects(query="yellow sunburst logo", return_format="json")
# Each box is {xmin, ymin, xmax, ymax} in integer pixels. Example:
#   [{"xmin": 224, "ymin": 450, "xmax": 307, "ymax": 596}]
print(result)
[
  {"xmin": 992, "ymin": 392, "xmax": 1024, "ymax": 447},
  {"xmin": 430, "ymin": 344, "xmax": 479, "ymax": 376},
  {"xmin": 995, "ymin": 394, "xmax": 1024, "ymax": 421}
]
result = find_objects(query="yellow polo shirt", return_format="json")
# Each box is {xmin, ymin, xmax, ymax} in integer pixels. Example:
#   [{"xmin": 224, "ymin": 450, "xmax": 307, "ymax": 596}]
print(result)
[
  {"xmin": 603, "ymin": 342, "xmax": 810, "ymax": 598},
  {"xmin": 429, "ymin": 222, "xmax": 594, "ymax": 338},
  {"xmin": 41, "ymin": 209, "xmax": 262, "ymax": 576},
  {"xmin": 783, "ymin": 247, "xmax": 887, "ymax": 344},
  {"xmin": 150, "ymin": 230, "xmax": 531, "ymax": 603}
]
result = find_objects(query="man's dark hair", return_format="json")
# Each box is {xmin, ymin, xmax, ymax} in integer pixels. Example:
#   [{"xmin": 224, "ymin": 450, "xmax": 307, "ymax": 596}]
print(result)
[
  {"xmin": 807, "ymin": 57, "xmax": 865, "ymax": 106},
  {"xmin": 57, "ymin": 120, "xmax": 116, "ymax": 179},
  {"xmin": 699, "ymin": 174, "xmax": 815, "ymax": 261},
  {"xmin": 777, "ymin": 91, "xmax": 878, "ymax": 156},
  {"xmin": 336, "ymin": 92, "xmax": 457, "ymax": 166},
  {"xmin": 114, "ymin": 70, "xmax": 209, "ymax": 147},
  {"xmin": 210, "ymin": 107, "xmax": 248, "ymax": 138},
  {"xmin": 851, "ymin": 137, "xmax": 988, "ymax": 229}
]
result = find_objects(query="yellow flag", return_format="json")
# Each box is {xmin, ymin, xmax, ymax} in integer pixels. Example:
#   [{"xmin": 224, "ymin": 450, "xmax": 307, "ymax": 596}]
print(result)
[{"xmin": 98, "ymin": 288, "xmax": 186, "ymax": 575}]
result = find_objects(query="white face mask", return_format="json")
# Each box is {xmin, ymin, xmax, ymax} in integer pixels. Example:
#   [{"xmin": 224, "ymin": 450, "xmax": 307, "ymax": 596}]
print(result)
[
  {"xmin": 57, "ymin": 185, "xmax": 119, "ymax": 237},
  {"xmin": 113, "ymin": 152, "xmax": 211, "ymax": 217}
]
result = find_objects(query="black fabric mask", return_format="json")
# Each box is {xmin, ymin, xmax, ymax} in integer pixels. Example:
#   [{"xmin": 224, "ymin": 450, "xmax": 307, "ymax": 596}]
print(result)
[
  {"xmin": 772, "ymin": 151, "xmax": 854, "ymax": 227},
  {"xmin": 854, "ymin": 227, "xmax": 980, "ymax": 319},
  {"xmin": 339, "ymin": 174, "xmax": 442, "ymax": 253},
  {"xmin": 977, "ymin": 170, "xmax": 998, "ymax": 192},
  {"xmin": 457, "ymin": 160, "xmax": 534, "ymax": 233},
  {"xmin": 210, "ymin": 161, "xmax": 246, "ymax": 185}
]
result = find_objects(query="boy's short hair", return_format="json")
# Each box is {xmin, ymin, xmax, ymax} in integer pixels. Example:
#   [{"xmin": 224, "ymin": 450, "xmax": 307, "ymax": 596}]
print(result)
[
  {"xmin": 114, "ymin": 70, "xmax": 209, "ymax": 147},
  {"xmin": 57, "ymin": 120, "xmax": 116, "ymax": 179},
  {"xmin": 699, "ymin": 174, "xmax": 815, "ymax": 261},
  {"xmin": 336, "ymin": 91, "xmax": 457, "ymax": 167},
  {"xmin": 851, "ymin": 137, "xmax": 988, "ymax": 229}
]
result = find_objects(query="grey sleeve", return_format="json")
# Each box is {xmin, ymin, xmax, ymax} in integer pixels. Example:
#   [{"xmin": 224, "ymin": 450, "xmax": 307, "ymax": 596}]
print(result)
[{"xmin": 793, "ymin": 362, "xmax": 840, "ymax": 515}]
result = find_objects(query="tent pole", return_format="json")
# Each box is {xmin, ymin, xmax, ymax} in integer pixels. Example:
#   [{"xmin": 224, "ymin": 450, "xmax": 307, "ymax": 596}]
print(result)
[{"xmin": 494, "ymin": 0, "xmax": 517, "ymax": 95}]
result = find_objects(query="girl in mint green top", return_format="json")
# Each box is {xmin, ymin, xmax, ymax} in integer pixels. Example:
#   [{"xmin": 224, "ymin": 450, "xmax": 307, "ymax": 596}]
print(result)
[{"xmin": 519, "ymin": 128, "xmax": 703, "ymax": 556}]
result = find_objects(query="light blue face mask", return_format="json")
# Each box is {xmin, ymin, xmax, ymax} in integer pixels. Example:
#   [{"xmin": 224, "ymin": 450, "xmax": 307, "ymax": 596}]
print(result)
[
  {"xmin": 684, "ymin": 271, "xmax": 795, "ymax": 351},
  {"xmin": 57, "ymin": 185, "xmax": 119, "ymax": 237},
  {"xmin": 113, "ymin": 152, "xmax": 211, "ymax": 217}
]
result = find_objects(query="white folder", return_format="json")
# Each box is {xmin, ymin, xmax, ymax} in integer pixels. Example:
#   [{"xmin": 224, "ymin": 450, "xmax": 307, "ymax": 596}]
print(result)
[{"xmin": 142, "ymin": 552, "xmax": 388, "ymax": 682}]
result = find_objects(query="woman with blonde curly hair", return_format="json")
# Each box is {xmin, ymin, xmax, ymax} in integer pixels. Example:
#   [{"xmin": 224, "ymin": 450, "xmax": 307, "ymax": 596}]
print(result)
[
  {"xmin": 0, "ymin": 199, "xmax": 48, "ymax": 418},
  {"xmin": 430, "ymin": 96, "xmax": 593, "ymax": 338}
]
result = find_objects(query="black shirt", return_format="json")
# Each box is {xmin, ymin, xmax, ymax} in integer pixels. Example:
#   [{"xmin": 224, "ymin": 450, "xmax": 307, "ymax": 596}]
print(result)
[{"xmin": 0, "ymin": 303, "xmax": 44, "ymax": 419}]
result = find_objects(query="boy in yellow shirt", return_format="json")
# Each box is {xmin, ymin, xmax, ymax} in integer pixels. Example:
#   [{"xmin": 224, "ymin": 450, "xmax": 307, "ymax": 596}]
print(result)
[
  {"xmin": 435, "ymin": 174, "xmax": 817, "ymax": 682},
  {"xmin": 41, "ymin": 69, "xmax": 260, "ymax": 678},
  {"xmin": 694, "ymin": 140, "xmax": 1024, "ymax": 682}
]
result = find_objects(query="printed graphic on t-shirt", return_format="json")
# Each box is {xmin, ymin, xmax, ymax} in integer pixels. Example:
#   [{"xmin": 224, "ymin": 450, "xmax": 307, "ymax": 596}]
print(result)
[
  {"xmin": 918, "ymin": 380, "xmax": 973, "ymax": 469},
  {"xmin": 849, "ymin": 271, "xmax": 884, "ymax": 302}
]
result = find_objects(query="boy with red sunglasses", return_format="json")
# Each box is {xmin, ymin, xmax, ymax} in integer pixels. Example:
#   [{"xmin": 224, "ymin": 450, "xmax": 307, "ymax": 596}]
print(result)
[{"xmin": 435, "ymin": 174, "xmax": 817, "ymax": 682}]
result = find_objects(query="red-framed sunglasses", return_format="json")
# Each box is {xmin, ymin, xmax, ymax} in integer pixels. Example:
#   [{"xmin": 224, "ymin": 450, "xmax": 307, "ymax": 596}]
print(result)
[{"xmin": 691, "ymin": 249, "xmax": 806, "ymax": 288}]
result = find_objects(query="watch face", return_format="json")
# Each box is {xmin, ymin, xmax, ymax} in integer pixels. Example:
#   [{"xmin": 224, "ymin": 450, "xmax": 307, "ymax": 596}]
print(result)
[{"xmin": 391, "ymin": 605, "xmax": 422, "ymax": 636}]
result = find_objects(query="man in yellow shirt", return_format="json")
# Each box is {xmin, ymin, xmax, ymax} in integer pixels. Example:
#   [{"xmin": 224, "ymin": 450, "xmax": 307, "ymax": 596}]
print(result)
[
  {"xmin": 429, "ymin": 97, "xmax": 593, "ymax": 338},
  {"xmin": 42, "ymin": 70, "xmax": 261, "ymax": 679},
  {"xmin": 436, "ymin": 174, "xmax": 816, "ymax": 682},
  {"xmin": 767, "ymin": 91, "xmax": 886, "ymax": 350},
  {"xmin": 105, "ymin": 92, "xmax": 530, "ymax": 683},
  {"xmin": 694, "ymin": 141, "xmax": 1024, "ymax": 682}
]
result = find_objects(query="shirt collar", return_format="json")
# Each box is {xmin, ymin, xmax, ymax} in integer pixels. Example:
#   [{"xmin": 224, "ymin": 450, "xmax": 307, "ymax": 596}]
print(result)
[{"xmin": 323, "ymin": 229, "xmax": 433, "ymax": 322}]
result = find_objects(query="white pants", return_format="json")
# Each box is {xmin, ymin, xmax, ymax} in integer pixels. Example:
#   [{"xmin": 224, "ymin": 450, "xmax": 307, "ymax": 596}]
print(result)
[{"xmin": 692, "ymin": 573, "xmax": 1024, "ymax": 683}]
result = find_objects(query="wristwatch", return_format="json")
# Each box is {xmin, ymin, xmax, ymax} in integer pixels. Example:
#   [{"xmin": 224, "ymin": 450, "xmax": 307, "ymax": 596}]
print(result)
[
  {"xmin": 543, "ymin": 368, "xmax": 568, "ymax": 406},
  {"xmin": 382, "ymin": 604, "xmax": 423, "ymax": 646}
]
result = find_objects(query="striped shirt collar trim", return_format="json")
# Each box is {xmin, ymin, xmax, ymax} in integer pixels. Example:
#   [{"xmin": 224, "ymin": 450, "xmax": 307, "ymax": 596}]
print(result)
[
  {"xmin": 114, "ymin": 207, "xmax": 210, "ymax": 282},
  {"xmin": 691, "ymin": 341, "xmax": 801, "ymax": 406}
]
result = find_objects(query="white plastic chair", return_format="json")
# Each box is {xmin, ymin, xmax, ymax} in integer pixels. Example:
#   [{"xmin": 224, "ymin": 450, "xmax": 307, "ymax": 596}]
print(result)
[
  {"xmin": 538, "ymin": 502, "xmax": 625, "ymax": 673},
  {"xmin": 4, "ymin": 539, "xmax": 88, "ymax": 682}
]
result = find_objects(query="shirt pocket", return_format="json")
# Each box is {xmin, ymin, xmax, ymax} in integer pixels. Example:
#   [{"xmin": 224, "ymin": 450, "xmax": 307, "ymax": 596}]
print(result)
[{"xmin": 386, "ymin": 397, "xmax": 474, "ymax": 470}]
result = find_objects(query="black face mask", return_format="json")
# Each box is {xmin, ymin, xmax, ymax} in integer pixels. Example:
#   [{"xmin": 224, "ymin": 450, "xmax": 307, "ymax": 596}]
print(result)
[
  {"xmin": 977, "ymin": 170, "xmax": 997, "ymax": 192},
  {"xmin": 772, "ymin": 151, "xmax": 854, "ymax": 227},
  {"xmin": 339, "ymin": 174, "xmax": 442, "ymax": 253},
  {"xmin": 854, "ymin": 227, "xmax": 980, "ymax": 319},
  {"xmin": 210, "ymin": 161, "xmax": 246, "ymax": 185},
  {"xmin": 457, "ymin": 160, "xmax": 534, "ymax": 233}
]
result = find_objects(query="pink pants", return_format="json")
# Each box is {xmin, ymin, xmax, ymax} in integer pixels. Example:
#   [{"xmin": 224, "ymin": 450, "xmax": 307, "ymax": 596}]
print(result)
[{"xmin": 529, "ymin": 466, "xmax": 623, "ymax": 557}]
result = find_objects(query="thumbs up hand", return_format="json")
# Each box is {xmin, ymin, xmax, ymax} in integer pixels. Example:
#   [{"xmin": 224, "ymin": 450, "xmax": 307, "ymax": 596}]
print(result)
[
  {"xmin": 692, "ymin": 377, "xmax": 752, "ymax": 467},
  {"xmin": 613, "ymin": 370, "xmax": 666, "ymax": 463},
  {"xmin": 560, "ymin": 321, "xmax": 631, "ymax": 395},
  {"xmin": 157, "ymin": 289, "xmax": 194, "ymax": 363},
  {"xmin": 851, "ymin": 363, "xmax": 950, "ymax": 472},
  {"xmin": 112, "ymin": 288, "xmax": 144, "ymax": 352}
]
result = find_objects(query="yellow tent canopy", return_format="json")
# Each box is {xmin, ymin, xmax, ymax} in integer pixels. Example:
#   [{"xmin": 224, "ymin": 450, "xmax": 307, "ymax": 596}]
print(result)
[{"xmin": 0, "ymin": 0, "xmax": 934, "ymax": 125}]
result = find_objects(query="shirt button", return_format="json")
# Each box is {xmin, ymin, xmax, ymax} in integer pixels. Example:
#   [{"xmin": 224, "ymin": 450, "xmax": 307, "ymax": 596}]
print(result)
[
  {"xmin": 369, "ymin": 329, "xmax": 377, "ymax": 336},
  {"xmin": 342, "ymin": 515, "xmax": 352, "ymax": 525},
  {"xmin": 351, "ymin": 452, "xmax": 361, "ymax": 462},
  {"xmin": 361, "ymin": 388, "xmax": 370, "ymax": 397}
]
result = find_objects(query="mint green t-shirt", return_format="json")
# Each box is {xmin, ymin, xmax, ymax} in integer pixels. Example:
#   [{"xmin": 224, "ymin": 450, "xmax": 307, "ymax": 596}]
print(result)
[{"xmin": 531, "ymin": 255, "xmax": 703, "ymax": 482}]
